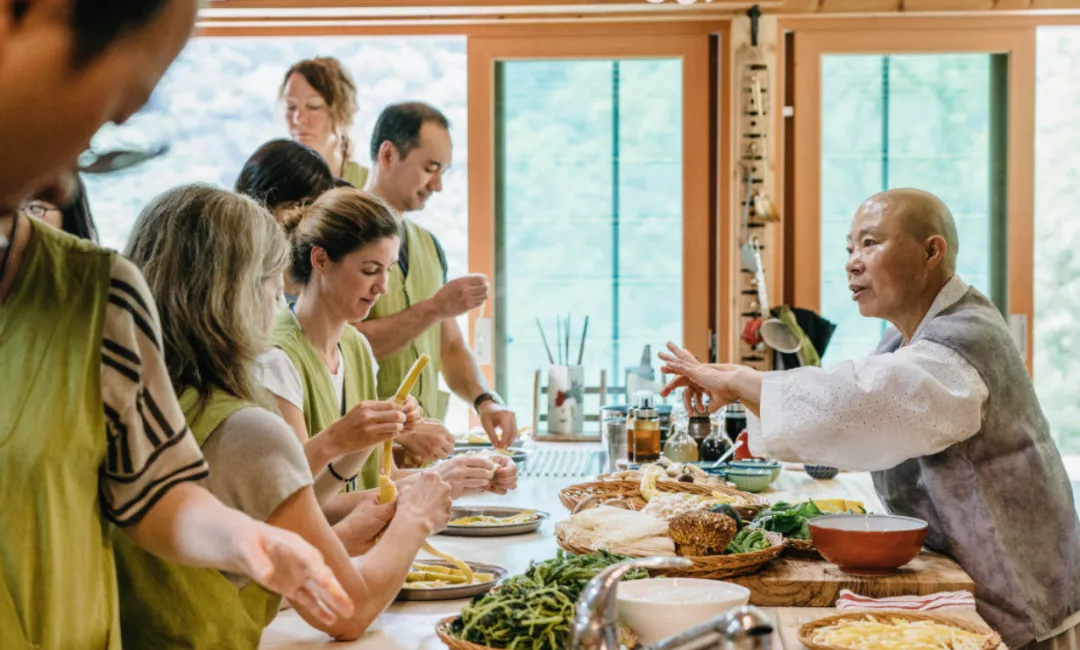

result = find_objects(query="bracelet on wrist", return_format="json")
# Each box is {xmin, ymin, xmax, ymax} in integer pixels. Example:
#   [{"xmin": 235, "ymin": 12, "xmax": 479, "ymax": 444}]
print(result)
[{"xmin": 327, "ymin": 462, "xmax": 359, "ymax": 483}]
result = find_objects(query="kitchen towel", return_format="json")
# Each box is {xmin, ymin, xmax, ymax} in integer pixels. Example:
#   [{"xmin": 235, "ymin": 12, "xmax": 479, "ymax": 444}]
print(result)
[{"xmin": 835, "ymin": 589, "xmax": 977, "ymax": 611}]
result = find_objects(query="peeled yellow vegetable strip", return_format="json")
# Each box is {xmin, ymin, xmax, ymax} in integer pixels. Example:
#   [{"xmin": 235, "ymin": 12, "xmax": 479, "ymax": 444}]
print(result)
[
  {"xmin": 379, "ymin": 354, "xmax": 432, "ymax": 503},
  {"xmin": 420, "ymin": 541, "xmax": 474, "ymax": 582},
  {"xmin": 377, "ymin": 354, "xmax": 473, "ymax": 581},
  {"xmin": 381, "ymin": 353, "xmax": 430, "ymax": 482}
]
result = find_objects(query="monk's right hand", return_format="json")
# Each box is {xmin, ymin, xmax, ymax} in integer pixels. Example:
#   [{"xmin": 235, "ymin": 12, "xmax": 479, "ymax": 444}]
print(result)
[{"xmin": 333, "ymin": 400, "xmax": 408, "ymax": 453}]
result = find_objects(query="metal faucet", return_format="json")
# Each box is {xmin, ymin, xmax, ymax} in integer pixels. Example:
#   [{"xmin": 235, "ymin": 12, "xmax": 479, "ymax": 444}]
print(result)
[
  {"xmin": 647, "ymin": 605, "xmax": 775, "ymax": 650},
  {"xmin": 570, "ymin": 557, "xmax": 692, "ymax": 650},
  {"xmin": 570, "ymin": 556, "xmax": 774, "ymax": 650}
]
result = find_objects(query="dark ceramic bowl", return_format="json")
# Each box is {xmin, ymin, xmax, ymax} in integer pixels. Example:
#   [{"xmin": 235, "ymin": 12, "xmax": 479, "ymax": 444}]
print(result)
[
  {"xmin": 808, "ymin": 514, "xmax": 928, "ymax": 576},
  {"xmin": 805, "ymin": 465, "xmax": 840, "ymax": 480}
]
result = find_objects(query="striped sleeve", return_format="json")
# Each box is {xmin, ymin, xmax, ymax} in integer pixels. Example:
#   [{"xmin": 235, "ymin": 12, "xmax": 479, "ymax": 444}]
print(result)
[{"xmin": 98, "ymin": 256, "xmax": 208, "ymax": 526}]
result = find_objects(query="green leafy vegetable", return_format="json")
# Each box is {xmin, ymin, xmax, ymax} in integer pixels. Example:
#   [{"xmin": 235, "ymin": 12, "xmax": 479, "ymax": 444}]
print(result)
[
  {"xmin": 748, "ymin": 500, "xmax": 826, "ymax": 541},
  {"xmin": 450, "ymin": 550, "xmax": 646, "ymax": 650},
  {"xmin": 724, "ymin": 528, "xmax": 771, "ymax": 554}
]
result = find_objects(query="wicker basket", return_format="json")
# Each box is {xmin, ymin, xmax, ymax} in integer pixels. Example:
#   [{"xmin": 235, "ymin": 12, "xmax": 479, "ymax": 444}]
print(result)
[
  {"xmin": 435, "ymin": 616, "xmax": 496, "ymax": 650},
  {"xmin": 559, "ymin": 480, "xmax": 766, "ymax": 520},
  {"xmin": 783, "ymin": 537, "xmax": 823, "ymax": 559},
  {"xmin": 555, "ymin": 528, "xmax": 784, "ymax": 580},
  {"xmin": 797, "ymin": 610, "xmax": 1001, "ymax": 650}
]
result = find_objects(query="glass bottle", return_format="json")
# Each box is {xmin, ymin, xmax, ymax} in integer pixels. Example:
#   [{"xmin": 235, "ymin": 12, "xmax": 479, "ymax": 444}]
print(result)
[
  {"xmin": 687, "ymin": 411, "xmax": 712, "ymax": 456},
  {"xmin": 629, "ymin": 394, "xmax": 660, "ymax": 464},
  {"xmin": 723, "ymin": 401, "xmax": 748, "ymax": 444},
  {"xmin": 663, "ymin": 421, "xmax": 700, "ymax": 463},
  {"xmin": 700, "ymin": 423, "xmax": 734, "ymax": 462}
]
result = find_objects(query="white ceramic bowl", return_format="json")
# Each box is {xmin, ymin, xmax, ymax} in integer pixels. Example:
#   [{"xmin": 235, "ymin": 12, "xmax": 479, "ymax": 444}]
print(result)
[{"xmin": 616, "ymin": 578, "xmax": 751, "ymax": 644}]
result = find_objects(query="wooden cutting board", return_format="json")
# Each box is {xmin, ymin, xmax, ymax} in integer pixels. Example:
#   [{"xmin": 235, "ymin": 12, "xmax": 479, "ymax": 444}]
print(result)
[{"xmin": 730, "ymin": 550, "xmax": 975, "ymax": 607}]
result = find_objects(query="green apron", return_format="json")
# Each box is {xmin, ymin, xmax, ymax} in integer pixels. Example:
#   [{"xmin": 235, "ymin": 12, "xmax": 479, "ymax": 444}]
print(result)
[
  {"xmin": 112, "ymin": 388, "xmax": 280, "ymax": 649},
  {"xmin": 341, "ymin": 161, "xmax": 369, "ymax": 190},
  {"xmin": 270, "ymin": 308, "xmax": 382, "ymax": 490},
  {"xmin": 367, "ymin": 219, "xmax": 445, "ymax": 419},
  {"xmin": 0, "ymin": 219, "xmax": 117, "ymax": 649}
]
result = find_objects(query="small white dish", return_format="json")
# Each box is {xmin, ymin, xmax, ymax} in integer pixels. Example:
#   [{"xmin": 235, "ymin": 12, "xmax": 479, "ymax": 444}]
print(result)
[{"xmin": 616, "ymin": 577, "xmax": 751, "ymax": 644}]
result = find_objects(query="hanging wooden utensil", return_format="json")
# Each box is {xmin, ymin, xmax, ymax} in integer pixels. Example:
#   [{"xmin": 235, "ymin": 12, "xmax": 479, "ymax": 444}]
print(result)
[{"xmin": 746, "ymin": 5, "xmax": 780, "ymax": 224}]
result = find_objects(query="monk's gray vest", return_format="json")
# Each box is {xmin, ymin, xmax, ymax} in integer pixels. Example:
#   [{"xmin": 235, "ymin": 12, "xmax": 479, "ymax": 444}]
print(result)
[{"xmin": 872, "ymin": 286, "xmax": 1080, "ymax": 648}]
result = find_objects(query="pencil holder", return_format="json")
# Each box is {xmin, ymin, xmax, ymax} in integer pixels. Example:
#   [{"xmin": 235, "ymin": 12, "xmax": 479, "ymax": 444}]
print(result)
[{"xmin": 547, "ymin": 364, "xmax": 585, "ymax": 435}]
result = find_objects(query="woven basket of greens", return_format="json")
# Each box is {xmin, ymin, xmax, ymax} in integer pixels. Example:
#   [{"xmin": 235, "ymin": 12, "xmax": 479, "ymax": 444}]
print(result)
[{"xmin": 436, "ymin": 550, "xmax": 644, "ymax": 650}]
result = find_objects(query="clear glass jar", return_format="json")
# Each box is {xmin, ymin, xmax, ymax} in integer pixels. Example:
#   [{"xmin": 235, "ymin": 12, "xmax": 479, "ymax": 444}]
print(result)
[{"xmin": 662, "ymin": 421, "xmax": 700, "ymax": 463}]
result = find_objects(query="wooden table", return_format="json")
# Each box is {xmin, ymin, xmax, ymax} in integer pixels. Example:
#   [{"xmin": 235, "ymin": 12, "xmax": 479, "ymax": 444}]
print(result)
[
  {"xmin": 733, "ymin": 551, "xmax": 975, "ymax": 607},
  {"xmin": 260, "ymin": 444, "xmax": 993, "ymax": 649}
]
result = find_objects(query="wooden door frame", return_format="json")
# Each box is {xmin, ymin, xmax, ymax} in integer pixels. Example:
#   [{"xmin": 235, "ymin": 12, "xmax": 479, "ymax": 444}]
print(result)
[
  {"xmin": 467, "ymin": 32, "xmax": 715, "ymax": 388},
  {"xmin": 782, "ymin": 22, "xmax": 1036, "ymax": 369}
]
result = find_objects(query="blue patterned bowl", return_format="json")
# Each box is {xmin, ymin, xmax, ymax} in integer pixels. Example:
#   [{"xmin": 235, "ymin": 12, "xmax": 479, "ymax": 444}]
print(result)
[
  {"xmin": 728, "ymin": 459, "xmax": 782, "ymax": 483},
  {"xmin": 805, "ymin": 465, "xmax": 840, "ymax": 480}
]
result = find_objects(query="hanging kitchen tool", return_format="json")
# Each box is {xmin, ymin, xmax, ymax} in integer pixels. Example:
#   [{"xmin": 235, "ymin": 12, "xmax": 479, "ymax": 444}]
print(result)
[
  {"xmin": 745, "ymin": 5, "xmax": 780, "ymax": 224},
  {"xmin": 739, "ymin": 162, "xmax": 758, "ymax": 272},
  {"xmin": 748, "ymin": 236, "xmax": 800, "ymax": 354}
]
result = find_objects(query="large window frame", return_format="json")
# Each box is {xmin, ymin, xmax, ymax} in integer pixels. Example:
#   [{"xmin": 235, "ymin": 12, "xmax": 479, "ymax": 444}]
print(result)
[
  {"xmin": 466, "ymin": 30, "xmax": 717, "ymax": 390},
  {"xmin": 780, "ymin": 20, "xmax": 1037, "ymax": 370}
]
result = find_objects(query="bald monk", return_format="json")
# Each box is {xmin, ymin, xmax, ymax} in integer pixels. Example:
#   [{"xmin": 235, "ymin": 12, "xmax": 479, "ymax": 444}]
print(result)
[{"xmin": 661, "ymin": 189, "xmax": 1080, "ymax": 649}]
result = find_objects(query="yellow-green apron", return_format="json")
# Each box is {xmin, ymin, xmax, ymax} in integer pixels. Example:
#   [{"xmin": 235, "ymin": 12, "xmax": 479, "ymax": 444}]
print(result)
[
  {"xmin": 270, "ymin": 308, "xmax": 381, "ymax": 490},
  {"xmin": 0, "ymin": 218, "xmax": 117, "ymax": 649},
  {"xmin": 112, "ymin": 388, "xmax": 280, "ymax": 649},
  {"xmin": 341, "ymin": 161, "xmax": 369, "ymax": 190},
  {"xmin": 366, "ymin": 219, "xmax": 444, "ymax": 419}
]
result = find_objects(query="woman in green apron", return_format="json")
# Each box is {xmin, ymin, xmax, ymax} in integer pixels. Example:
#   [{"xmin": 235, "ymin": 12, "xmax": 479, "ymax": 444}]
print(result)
[
  {"xmin": 263, "ymin": 187, "xmax": 514, "ymax": 499},
  {"xmin": 280, "ymin": 57, "xmax": 370, "ymax": 189},
  {"xmin": 118, "ymin": 184, "xmax": 453, "ymax": 647},
  {"xmin": 0, "ymin": 2, "xmax": 353, "ymax": 648}
]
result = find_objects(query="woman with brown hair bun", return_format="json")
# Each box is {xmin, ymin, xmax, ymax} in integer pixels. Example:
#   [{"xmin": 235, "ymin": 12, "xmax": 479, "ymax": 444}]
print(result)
[
  {"xmin": 263, "ymin": 187, "xmax": 517, "ymax": 500},
  {"xmin": 281, "ymin": 57, "xmax": 369, "ymax": 189}
]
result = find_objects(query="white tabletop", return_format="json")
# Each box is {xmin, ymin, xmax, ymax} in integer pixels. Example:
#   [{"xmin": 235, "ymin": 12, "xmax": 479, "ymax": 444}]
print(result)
[{"xmin": 261, "ymin": 445, "xmax": 886, "ymax": 649}]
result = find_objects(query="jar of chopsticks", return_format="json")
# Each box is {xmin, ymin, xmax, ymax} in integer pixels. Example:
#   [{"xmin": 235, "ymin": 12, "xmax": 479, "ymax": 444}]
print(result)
[{"xmin": 536, "ymin": 314, "xmax": 589, "ymax": 437}]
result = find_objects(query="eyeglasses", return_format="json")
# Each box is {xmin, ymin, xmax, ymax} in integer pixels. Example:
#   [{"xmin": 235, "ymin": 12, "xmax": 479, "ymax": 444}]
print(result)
[{"xmin": 22, "ymin": 202, "xmax": 60, "ymax": 220}]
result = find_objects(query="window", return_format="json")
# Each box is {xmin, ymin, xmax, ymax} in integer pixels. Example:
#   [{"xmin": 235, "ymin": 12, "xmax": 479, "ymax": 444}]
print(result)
[
  {"xmin": 818, "ymin": 53, "xmax": 1003, "ymax": 364},
  {"xmin": 494, "ymin": 58, "xmax": 684, "ymax": 424},
  {"xmin": 83, "ymin": 35, "xmax": 471, "ymax": 429},
  {"xmin": 1035, "ymin": 27, "xmax": 1080, "ymax": 460}
]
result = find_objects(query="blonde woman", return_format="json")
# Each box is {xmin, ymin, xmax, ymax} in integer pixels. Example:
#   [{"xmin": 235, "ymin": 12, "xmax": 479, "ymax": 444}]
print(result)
[
  {"xmin": 262, "ymin": 187, "xmax": 518, "ymax": 498},
  {"xmin": 281, "ymin": 57, "xmax": 369, "ymax": 188},
  {"xmin": 117, "ymin": 184, "xmax": 453, "ymax": 647}
]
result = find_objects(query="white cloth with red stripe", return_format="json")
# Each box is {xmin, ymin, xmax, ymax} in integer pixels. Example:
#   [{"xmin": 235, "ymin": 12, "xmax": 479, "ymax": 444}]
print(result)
[{"xmin": 835, "ymin": 589, "xmax": 977, "ymax": 611}]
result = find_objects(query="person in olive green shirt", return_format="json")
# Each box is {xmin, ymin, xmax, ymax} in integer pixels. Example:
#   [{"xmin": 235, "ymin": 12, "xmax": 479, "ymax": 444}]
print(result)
[
  {"xmin": 261, "ymin": 186, "xmax": 517, "ymax": 499},
  {"xmin": 117, "ymin": 183, "xmax": 453, "ymax": 647},
  {"xmin": 356, "ymin": 102, "xmax": 519, "ymax": 464},
  {"xmin": 281, "ymin": 57, "xmax": 370, "ymax": 189},
  {"xmin": 0, "ymin": 1, "xmax": 353, "ymax": 648}
]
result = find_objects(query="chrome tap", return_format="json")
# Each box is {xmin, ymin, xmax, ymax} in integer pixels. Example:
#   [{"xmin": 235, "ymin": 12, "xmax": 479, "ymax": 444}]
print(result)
[
  {"xmin": 570, "ymin": 557, "xmax": 692, "ymax": 650},
  {"xmin": 646, "ymin": 605, "xmax": 775, "ymax": 650}
]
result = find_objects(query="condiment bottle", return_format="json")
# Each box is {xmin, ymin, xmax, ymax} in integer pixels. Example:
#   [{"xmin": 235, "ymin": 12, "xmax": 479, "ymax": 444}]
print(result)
[
  {"xmin": 700, "ymin": 423, "xmax": 734, "ymax": 462},
  {"xmin": 662, "ymin": 421, "xmax": 699, "ymax": 463},
  {"xmin": 723, "ymin": 401, "xmax": 747, "ymax": 444},
  {"xmin": 629, "ymin": 394, "xmax": 660, "ymax": 464},
  {"xmin": 687, "ymin": 411, "xmax": 712, "ymax": 455}
]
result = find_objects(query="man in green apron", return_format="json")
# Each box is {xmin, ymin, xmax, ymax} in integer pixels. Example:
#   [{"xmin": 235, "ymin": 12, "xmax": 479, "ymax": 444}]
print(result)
[
  {"xmin": 357, "ymin": 102, "xmax": 519, "ymax": 460},
  {"xmin": 0, "ymin": 2, "xmax": 353, "ymax": 647}
]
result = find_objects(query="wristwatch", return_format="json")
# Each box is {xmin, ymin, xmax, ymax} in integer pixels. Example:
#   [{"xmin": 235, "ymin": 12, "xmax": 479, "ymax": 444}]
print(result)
[{"xmin": 473, "ymin": 391, "xmax": 502, "ymax": 411}]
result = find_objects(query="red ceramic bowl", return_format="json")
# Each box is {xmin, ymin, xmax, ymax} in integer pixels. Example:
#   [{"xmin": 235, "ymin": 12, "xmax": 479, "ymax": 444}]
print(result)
[{"xmin": 808, "ymin": 514, "xmax": 928, "ymax": 576}]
